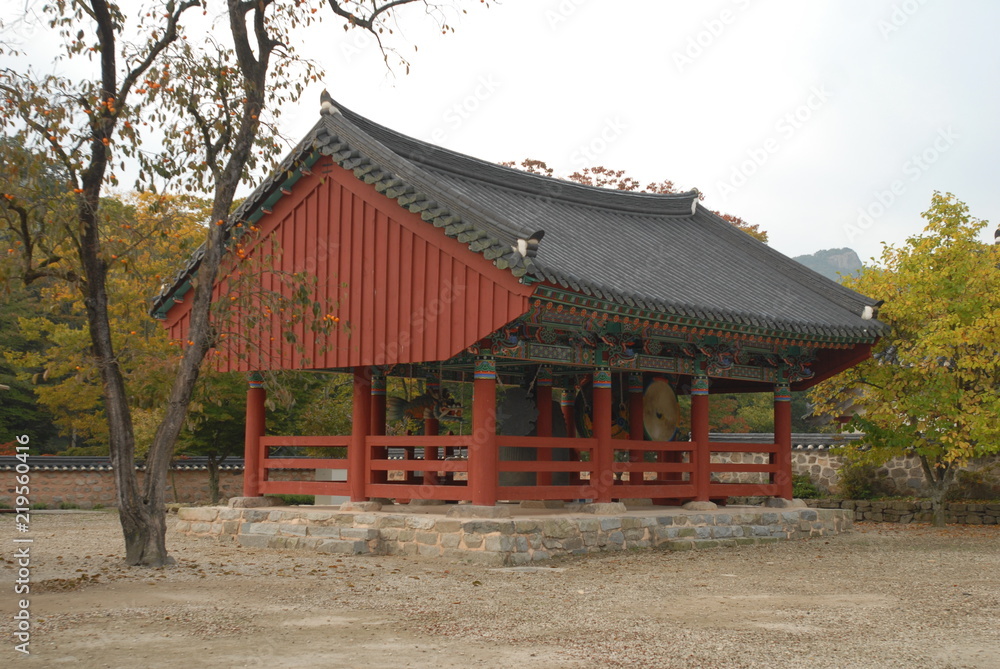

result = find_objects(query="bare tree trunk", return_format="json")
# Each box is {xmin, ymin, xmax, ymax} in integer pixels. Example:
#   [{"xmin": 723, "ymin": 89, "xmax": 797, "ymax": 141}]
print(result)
[
  {"xmin": 73, "ymin": 0, "xmax": 196, "ymax": 567},
  {"xmin": 78, "ymin": 186, "xmax": 166, "ymax": 563},
  {"xmin": 920, "ymin": 455, "xmax": 952, "ymax": 528},
  {"xmin": 207, "ymin": 450, "xmax": 222, "ymax": 505},
  {"xmin": 133, "ymin": 0, "xmax": 273, "ymax": 561}
]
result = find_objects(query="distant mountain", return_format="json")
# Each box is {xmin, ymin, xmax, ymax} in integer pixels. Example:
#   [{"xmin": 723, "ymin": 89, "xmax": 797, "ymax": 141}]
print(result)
[{"xmin": 793, "ymin": 248, "xmax": 863, "ymax": 282}]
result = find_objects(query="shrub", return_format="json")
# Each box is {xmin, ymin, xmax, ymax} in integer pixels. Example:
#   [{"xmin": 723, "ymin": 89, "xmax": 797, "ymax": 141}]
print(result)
[
  {"xmin": 944, "ymin": 466, "xmax": 1000, "ymax": 501},
  {"xmin": 837, "ymin": 461, "xmax": 895, "ymax": 500},
  {"xmin": 274, "ymin": 494, "xmax": 315, "ymax": 505},
  {"xmin": 792, "ymin": 474, "xmax": 822, "ymax": 499}
]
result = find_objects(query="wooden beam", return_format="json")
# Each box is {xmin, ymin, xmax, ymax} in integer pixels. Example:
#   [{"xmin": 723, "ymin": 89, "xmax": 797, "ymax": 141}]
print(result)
[{"xmin": 243, "ymin": 374, "xmax": 266, "ymax": 498}]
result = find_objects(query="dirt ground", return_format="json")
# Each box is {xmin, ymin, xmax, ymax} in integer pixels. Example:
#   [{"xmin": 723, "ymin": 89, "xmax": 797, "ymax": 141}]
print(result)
[{"xmin": 1, "ymin": 511, "xmax": 998, "ymax": 669}]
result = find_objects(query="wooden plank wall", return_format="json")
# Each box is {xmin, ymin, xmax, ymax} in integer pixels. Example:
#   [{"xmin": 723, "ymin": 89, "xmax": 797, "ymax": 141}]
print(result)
[{"xmin": 166, "ymin": 156, "xmax": 534, "ymax": 371}]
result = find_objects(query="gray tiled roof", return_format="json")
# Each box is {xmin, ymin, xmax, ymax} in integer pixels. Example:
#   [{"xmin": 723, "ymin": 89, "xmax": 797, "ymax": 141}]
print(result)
[{"xmin": 151, "ymin": 98, "xmax": 887, "ymax": 341}]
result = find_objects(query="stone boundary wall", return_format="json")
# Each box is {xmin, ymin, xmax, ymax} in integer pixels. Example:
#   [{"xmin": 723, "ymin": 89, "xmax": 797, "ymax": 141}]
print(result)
[
  {"xmin": 175, "ymin": 505, "xmax": 853, "ymax": 565},
  {"xmin": 0, "ymin": 469, "xmax": 307, "ymax": 508},
  {"xmin": 805, "ymin": 499, "xmax": 1000, "ymax": 524},
  {"xmin": 717, "ymin": 451, "xmax": 998, "ymax": 495},
  {"xmin": 707, "ymin": 451, "xmax": 955, "ymax": 492},
  {"xmin": 791, "ymin": 452, "xmax": 928, "ymax": 494}
]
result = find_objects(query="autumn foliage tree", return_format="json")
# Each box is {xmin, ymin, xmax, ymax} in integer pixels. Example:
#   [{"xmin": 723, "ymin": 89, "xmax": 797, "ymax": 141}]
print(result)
[
  {"xmin": 1, "ymin": 0, "xmax": 480, "ymax": 566},
  {"xmin": 810, "ymin": 193, "xmax": 1000, "ymax": 524},
  {"xmin": 4, "ymin": 193, "xmax": 209, "ymax": 453}
]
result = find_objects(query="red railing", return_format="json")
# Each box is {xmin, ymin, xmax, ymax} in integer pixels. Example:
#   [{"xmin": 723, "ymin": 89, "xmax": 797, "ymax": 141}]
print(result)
[
  {"xmin": 705, "ymin": 441, "xmax": 783, "ymax": 498},
  {"xmin": 365, "ymin": 435, "xmax": 473, "ymax": 502},
  {"xmin": 254, "ymin": 434, "xmax": 789, "ymax": 502},
  {"xmin": 608, "ymin": 438, "xmax": 698, "ymax": 500},
  {"xmin": 259, "ymin": 435, "xmax": 350, "ymax": 497},
  {"xmin": 497, "ymin": 436, "xmax": 597, "ymax": 501}
]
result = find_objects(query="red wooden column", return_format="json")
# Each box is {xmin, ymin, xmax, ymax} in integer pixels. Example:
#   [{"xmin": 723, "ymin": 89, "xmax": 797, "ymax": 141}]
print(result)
[
  {"xmin": 773, "ymin": 382, "xmax": 794, "ymax": 499},
  {"xmin": 535, "ymin": 366, "xmax": 553, "ymax": 487},
  {"xmin": 691, "ymin": 374, "xmax": 711, "ymax": 501},
  {"xmin": 370, "ymin": 369, "xmax": 387, "ymax": 486},
  {"xmin": 593, "ymin": 366, "xmax": 614, "ymax": 503},
  {"xmin": 423, "ymin": 375, "xmax": 441, "ymax": 487},
  {"xmin": 471, "ymin": 356, "xmax": 498, "ymax": 506},
  {"xmin": 243, "ymin": 372, "xmax": 266, "ymax": 497},
  {"xmin": 350, "ymin": 366, "xmax": 372, "ymax": 502},
  {"xmin": 627, "ymin": 373, "xmax": 644, "ymax": 484}
]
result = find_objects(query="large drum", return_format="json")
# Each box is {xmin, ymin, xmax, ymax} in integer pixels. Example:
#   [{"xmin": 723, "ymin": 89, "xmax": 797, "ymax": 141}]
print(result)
[{"xmin": 574, "ymin": 375, "xmax": 680, "ymax": 441}]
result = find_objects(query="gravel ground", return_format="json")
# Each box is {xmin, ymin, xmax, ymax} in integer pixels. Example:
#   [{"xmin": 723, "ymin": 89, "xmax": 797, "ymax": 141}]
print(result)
[{"xmin": 1, "ymin": 510, "xmax": 998, "ymax": 669}]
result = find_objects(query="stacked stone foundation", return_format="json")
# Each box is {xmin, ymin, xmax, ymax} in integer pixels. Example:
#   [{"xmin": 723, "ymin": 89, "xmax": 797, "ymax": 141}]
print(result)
[{"xmin": 175, "ymin": 504, "xmax": 853, "ymax": 565}]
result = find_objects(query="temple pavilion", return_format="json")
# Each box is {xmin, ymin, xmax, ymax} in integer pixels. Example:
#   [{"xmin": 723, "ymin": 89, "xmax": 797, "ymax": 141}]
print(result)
[{"xmin": 151, "ymin": 97, "xmax": 887, "ymax": 509}]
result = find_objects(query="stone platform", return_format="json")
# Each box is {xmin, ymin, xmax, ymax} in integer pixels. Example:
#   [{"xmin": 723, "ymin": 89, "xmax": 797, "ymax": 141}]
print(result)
[{"xmin": 174, "ymin": 501, "xmax": 853, "ymax": 566}]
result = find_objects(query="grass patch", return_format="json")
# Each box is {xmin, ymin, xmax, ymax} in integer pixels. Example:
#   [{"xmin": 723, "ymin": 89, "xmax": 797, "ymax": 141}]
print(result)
[{"xmin": 274, "ymin": 494, "xmax": 315, "ymax": 505}]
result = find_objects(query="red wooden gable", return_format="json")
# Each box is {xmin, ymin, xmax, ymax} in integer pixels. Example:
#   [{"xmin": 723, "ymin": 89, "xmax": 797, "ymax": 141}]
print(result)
[{"xmin": 162, "ymin": 156, "xmax": 535, "ymax": 372}]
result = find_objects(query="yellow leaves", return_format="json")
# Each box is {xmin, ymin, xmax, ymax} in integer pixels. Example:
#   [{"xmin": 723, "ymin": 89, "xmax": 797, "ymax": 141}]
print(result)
[{"xmin": 812, "ymin": 193, "xmax": 1000, "ymax": 469}]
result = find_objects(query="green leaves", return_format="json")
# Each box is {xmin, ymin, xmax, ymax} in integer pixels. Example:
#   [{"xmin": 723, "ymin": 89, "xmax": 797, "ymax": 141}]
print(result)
[{"xmin": 811, "ymin": 193, "xmax": 1000, "ymax": 484}]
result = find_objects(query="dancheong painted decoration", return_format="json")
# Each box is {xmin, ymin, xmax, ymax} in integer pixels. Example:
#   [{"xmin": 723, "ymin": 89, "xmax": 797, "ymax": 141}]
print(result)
[{"xmin": 152, "ymin": 95, "xmax": 887, "ymax": 508}]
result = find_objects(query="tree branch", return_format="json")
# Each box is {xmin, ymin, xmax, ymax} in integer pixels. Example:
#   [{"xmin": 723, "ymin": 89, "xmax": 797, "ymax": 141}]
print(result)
[
  {"xmin": 324, "ymin": 0, "xmax": 418, "ymax": 30},
  {"xmin": 115, "ymin": 0, "xmax": 200, "ymax": 111}
]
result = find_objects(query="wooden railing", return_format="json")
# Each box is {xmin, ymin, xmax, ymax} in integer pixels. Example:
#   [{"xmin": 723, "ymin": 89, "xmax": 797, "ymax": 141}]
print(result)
[
  {"xmin": 253, "ymin": 434, "xmax": 790, "ymax": 502},
  {"xmin": 705, "ymin": 441, "xmax": 783, "ymax": 498},
  {"xmin": 365, "ymin": 435, "xmax": 473, "ymax": 502},
  {"xmin": 497, "ymin": 436, "xmax": 597, "ymax": 501},
  {"xmin": 608, "ymin": 438, "xmax": 698, "ymax": 500},
  {"xmin": 258, "ymin": 435, "xmax": 350, "ymax": 497}
]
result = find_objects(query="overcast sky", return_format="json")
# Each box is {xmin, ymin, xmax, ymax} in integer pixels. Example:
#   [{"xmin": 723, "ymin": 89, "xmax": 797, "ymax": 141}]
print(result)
[
  {"xmin": 6, "ymin": 1, "xmax": 999, "ymax": 264},
  {"xmin": 278, "ymin": 0, "xmax": 1000, "ymax": 264}
]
